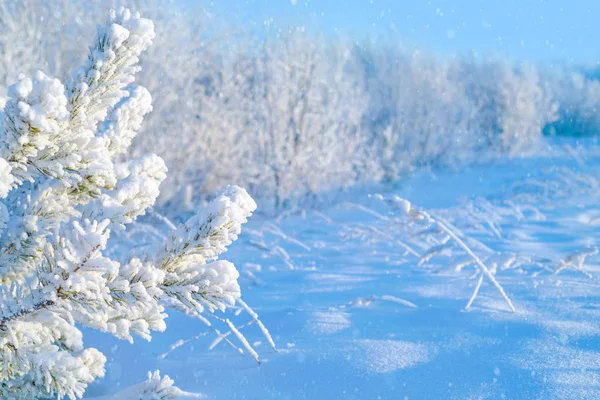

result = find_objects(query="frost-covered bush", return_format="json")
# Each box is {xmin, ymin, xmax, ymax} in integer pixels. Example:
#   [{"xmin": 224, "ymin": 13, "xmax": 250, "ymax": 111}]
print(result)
[
  {"xmin": 0, "ymin": 1, "xmax": 108, "ymax": 104},
  {"xmin": 358, "ymin": 44, "xmax": 558, "ymax": 180},
  {"xmin": 133, "ymin": 35, "xmax": 562, "ymax": 210},
  {"xmin": 132, "ymin": 32, "xmax": 380, "ymax": 211},
  {"xmin": 0, "ymin": 8, "xmax": 256, "ymax": 399},
  {"xmin": 452, "ymin": 59, "xmax": 558, "ymax": 155},
  {"xmin": 359, "ymin": 47, "xmax": 476, "ymax": 180},
  {"xmin": 2, "ymin": 0, "xmax": 593, "ymax": 214},
  {"xmin": 542, "ymin": 66, "xmax": 600, "ymax": 137}
]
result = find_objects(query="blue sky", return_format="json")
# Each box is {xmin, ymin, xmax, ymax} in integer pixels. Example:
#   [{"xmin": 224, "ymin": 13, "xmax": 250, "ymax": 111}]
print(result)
[{"xmin": 205, "ymin": 0, "xmax": 599, "ymax": 63}]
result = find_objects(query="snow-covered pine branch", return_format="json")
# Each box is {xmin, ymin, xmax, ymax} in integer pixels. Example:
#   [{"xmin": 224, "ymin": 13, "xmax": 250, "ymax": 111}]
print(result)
[
  {"xmin": 159, "ymin": 185, "xmax": 256, "ymax": 315},
  {"xmin": 0, "ymin": 8, "xmax": 258, "ymax": 399}
]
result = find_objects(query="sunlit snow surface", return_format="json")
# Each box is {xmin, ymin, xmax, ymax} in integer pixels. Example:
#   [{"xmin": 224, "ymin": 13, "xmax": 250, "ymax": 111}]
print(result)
[{"xmin": 87, "ymin": 141, "xmax": 600, "ymax": 399}]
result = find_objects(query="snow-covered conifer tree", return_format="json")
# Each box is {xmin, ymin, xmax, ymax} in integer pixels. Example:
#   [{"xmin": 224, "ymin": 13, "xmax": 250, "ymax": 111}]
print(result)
[{"xmin": 0, "ymin": 7, "xmax": 256, "ymax": 399}]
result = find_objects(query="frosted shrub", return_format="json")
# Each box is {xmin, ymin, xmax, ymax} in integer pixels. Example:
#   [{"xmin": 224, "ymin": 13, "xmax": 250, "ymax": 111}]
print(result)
[
  {"xmin": 0, "ymin": 8, "xmax": 256, "ymax": 399},
  {"xmin": 358, "ymin": 45, "xmax": 558, "ymax": 177},
  {"xmin": 133, "ymin": 32, "xmax": 379, "ymax": 211},
  {"xmin": 543, "ymin": 67, "xmax": 600, "ymax": 137},
  {"xmin": 0, "ymin": 1, "xmax": 107, "ymax": 102},
  {"xmin": 362, "ymin": 48, "xmax": 477, "ymax": 179},
  {"xmin": 450, "ymin": 59, "xmax": 558, "ymax": 155},
  {"xmin": 0, "ymin": 1, "xmax": 575, "ymax": 213}
]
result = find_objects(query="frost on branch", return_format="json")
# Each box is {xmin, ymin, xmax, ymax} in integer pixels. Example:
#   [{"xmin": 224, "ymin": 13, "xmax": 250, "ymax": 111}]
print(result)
[
  {"xmin": 356, "ymin": 195, "xmax": 518, "ymax": 312},
  {"xmin": 0, "ymin": 8, "xmax": 256, "ymax": 399}
]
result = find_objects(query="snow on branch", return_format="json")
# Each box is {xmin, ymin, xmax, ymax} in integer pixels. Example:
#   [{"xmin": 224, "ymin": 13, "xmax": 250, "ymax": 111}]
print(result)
[{"xmin": 0, "ymin": 8, "xmax": 261, "ymax": 399}]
